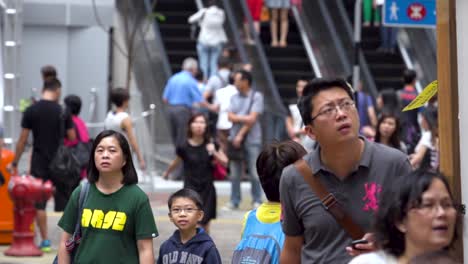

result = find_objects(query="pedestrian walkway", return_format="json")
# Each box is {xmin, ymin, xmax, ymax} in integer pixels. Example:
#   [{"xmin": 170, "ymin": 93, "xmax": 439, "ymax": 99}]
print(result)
[{"xmin": 0, "ymin": 175, "xmax": 257, "ymax": 264}]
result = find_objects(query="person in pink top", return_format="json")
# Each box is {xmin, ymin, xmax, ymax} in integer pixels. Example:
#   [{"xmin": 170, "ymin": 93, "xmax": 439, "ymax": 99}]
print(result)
[{"xmin": 64, "ymin": 95, "xmax": 90, "ymax": 179}]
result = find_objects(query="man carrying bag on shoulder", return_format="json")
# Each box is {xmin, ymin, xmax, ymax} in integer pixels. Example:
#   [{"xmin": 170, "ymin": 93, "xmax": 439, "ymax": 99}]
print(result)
[{"xmin": 224, "ymin": 70, "xmax": 264, "ymax": 210}]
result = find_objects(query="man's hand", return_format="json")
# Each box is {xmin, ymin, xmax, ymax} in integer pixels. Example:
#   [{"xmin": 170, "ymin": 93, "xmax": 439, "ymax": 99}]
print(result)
[
  {"xmin": 345, "ymin": 233, "xmax": 376, "ymax": 257},
  {"xmin": 233, "ymin": 135, "xmax": 244, "ymax": 148}
]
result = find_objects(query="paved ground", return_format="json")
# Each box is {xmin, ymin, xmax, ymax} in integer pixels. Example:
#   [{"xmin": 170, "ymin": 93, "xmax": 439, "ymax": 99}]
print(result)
[{"xmin": 0, "ymin": 176, "xmax": 260, "ymax": 264}]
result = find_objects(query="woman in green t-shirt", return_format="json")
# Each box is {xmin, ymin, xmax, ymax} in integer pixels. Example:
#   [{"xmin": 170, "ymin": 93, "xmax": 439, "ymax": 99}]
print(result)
[{"xmin": 57, "ymin": 130, "xmax": 158, "ymax": 263}]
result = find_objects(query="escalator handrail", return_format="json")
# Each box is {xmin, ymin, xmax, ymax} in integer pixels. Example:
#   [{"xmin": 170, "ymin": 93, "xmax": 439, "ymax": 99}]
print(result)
[
  {"xmin": 239, "ymin": 0, "xmax": 287, "ymax": 116},
  {"xmin": 291, "ymin": 5, "xmax": 322, "ymax": 78},
  {"xmin": 397, "ymin": 31, "xmax": 423, "ymax": 93},
  {"xmin": 218, "ymin": 0, "xmax": 249, "ymax": 64},
  {"xmin": 316, "ymin": 0, "xmax": 352, "ymax": 75},
  {"xmin": 144, "ymin": 0, "xmax": 172, "ymax": 78},
  {"xmin": 335, "ymin": 0, "xmax": 379, "ymax": 98}
]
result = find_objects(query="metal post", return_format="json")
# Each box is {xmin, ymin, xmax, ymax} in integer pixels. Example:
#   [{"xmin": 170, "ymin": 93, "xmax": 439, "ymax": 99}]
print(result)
[
  {"xmin": 149, "ymin": 103, "xmax": 156, "ymax": 192},
  {"xmin": 353, "ymin": 0, "xmax": 363, "ymax": 91},
  {"xmin": 2, "ymin": 0, "xmax": 23, "ymax": 150}
]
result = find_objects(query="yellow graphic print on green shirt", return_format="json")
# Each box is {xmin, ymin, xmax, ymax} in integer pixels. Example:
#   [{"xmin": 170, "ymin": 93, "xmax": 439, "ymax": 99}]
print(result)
[{"xmin": 81, "ymin": 209, "xmax": 127, "ymax": 231}]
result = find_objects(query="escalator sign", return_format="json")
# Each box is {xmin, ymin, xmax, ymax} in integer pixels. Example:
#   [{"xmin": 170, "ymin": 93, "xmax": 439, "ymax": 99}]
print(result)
[{"xmin": 383, "ymin": 0, "xmax": 436, "ymax": 28}]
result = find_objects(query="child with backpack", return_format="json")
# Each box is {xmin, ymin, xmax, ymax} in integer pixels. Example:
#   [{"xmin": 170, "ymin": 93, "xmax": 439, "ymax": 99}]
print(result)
[
  {"xmin": 157, "ymin": 188, "xmax": 222, "ymax": 264},
  {"xmin": 232, "ymin": 140, "xmax": 307, "ymax": 263}
]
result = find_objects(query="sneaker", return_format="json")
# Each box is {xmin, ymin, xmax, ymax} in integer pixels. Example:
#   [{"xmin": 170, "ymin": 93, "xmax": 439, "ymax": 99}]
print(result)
[
  {"xmin": 39, "ymin": 239, "xmax": 51, "ymax": 253},
  {"xmin": 221, "ymin": 202, "xmax": 238, "ymax": 211}
]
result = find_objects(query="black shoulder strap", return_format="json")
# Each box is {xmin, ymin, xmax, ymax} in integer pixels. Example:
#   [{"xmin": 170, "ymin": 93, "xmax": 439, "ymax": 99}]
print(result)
[
  {"xmin": 73, "ymin": 182, "xmax": 90, "ymax": 236},
  {"xmin": 246, "ymin": 90, "xmax": 256, "ymax": 114}
]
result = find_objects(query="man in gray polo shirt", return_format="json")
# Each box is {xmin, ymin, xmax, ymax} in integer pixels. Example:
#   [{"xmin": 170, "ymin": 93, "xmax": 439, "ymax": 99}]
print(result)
[
  {"xmin": 280, "ymin": 78, "xmax": 412, "ymax": 263},
  {"xmin": 225, "ymin": 69, "xmax": 264, "ymax": 209}
]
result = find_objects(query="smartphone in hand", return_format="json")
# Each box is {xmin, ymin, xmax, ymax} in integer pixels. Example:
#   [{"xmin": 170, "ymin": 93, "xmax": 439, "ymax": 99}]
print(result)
[{"xmin": 350, "ymin": 239, "xmax": 369, "ymax": 250}]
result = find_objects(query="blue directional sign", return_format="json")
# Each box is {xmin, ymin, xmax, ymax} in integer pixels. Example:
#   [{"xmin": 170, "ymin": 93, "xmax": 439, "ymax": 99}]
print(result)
[{"xmin": 383, "ymin": 0, "xmax": 436, "ymax": 28}]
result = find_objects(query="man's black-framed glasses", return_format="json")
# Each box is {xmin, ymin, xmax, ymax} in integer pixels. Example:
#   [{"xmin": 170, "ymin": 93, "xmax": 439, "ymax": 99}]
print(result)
[{"xmin": 311, "ymin": 99, "xmax": 356, "ymax": 122}]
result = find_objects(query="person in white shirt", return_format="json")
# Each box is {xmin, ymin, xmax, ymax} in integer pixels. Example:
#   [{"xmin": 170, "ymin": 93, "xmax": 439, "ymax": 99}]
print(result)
[
  {"xmin": 188, "ymin": 0, "xmax": 227, "ymax": 79},
  {"xmin": 104, "ymin": 88, "xmax": 146, "ymax": 170}
]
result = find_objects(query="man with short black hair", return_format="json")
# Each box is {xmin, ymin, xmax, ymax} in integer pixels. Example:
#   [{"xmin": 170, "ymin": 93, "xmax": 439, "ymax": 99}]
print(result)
[
  {"xmin": 279, "ymin": 78, "xmax": 412, "ymax": 263},
  {"xmin": 40, "ymin": 65, "xmax": 57, "ymax": 81},
  {"xmin": 224, "ymin": 70, "xmax": 264, "ymax": 210},
  {"xmin": 9, "ymin": 78, "xmax": 76, "ymax": 252}
]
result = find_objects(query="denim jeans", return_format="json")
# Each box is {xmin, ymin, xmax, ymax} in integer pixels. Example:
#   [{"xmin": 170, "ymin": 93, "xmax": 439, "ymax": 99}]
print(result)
[
  {"xmin": 229, "ymin": 143, "xmax": 262, "ymax": 207},
  {"xmin": 380, "ymin": 27, "xmax": 398, "ymax": 49},
  {"xmin": 196, "ymin": 43, "xmax": 223, "ymax": 79}
]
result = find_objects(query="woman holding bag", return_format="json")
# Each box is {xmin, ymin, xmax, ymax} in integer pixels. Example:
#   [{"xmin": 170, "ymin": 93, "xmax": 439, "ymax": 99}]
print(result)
[{"xmin": 163, "ymin": 113, "xmax": 228, "ymax": 233}]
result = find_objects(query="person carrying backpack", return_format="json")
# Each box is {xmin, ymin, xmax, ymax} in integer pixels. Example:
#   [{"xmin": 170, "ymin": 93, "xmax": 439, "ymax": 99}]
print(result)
[{"xmin": 232, "ymin": 140, "xmax": 307, "ymax": 263}]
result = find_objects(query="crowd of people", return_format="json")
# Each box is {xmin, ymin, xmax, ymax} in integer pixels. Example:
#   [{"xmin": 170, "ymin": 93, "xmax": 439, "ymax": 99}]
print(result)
[{"xmin": 1, "ymin": 0, "xmax": 459, "ymax": 263}]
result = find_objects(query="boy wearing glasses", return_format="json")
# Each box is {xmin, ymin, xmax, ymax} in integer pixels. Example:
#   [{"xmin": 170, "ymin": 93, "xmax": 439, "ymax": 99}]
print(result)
[
  {"xmin": 157, "ymin": 188, "xmax": 222, "ymax": 264},
  {"xmin": 279, "ymin": 78, "xmax": 412, "ymax": 263}
]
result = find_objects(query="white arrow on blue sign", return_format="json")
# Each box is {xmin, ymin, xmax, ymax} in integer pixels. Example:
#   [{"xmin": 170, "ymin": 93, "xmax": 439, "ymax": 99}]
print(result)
[{"xmin": 383, "ymin": 0, "xmax": 436, "ymax": 28}]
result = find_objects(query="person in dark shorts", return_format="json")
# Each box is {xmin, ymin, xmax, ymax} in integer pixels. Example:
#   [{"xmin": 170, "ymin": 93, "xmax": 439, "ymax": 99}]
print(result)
[{"xmin": 9, "ymin": 78, "xmax": 76, "ymax": 252}]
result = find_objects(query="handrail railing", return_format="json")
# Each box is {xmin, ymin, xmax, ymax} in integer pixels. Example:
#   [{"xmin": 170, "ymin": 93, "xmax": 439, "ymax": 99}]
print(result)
[
  {"xmin": 219, "ymin": 0, "xmax": 249, "ymax": 64},
  {"xmin": 143, "ymin": 0, "xmax": 172, "ymax": 78},
  {"xmin": 397, "ymin": 32, "xmax": 423, "ymax": 93},
  {"xmin": 194, "ymin": 0, "xmax": 203, "ymax": 10},
  {"xmin": 316, "ymin": 0, "xmax": 351, "ymax": 75},
  {"xmin": 239, "ymin": 0, "xmax": 287, "ymax": 115},
  {"xmin": 335, "ymin": 0, "xmax": 378, "ymax": 97},
  {"xmin": 291, "ymin": 5, "xmax": 322, "ymax": 78}
]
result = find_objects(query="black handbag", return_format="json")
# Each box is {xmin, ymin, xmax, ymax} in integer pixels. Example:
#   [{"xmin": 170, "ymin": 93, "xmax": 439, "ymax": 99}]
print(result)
[
  {"xmin": 227, "ymin": 141, "xmax": 244, "ymax": 161},
  {"xmin": 70, "ymin": 125, "xmax": 92, "ymax": 168},
  {"xmin": 53, "ymin": 182, "xmax": 90, "ymax": 264},
  {"xmin": 49, "ymin": 112, "xmax": 81, "ymax": 186}
]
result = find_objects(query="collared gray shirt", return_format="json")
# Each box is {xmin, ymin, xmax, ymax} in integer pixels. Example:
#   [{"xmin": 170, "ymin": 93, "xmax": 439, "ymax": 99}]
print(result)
[
  {"xmin": 280, "ymin": 137, "xmax": 412, "ymax": 263},
  {"xmin": 228, "ymin": 89, "xmax": 264, "ymax": 144}
]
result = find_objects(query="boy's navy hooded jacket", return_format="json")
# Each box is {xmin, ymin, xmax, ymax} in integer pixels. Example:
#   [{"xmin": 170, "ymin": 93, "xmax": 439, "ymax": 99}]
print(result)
[{"xmin": 157, "ymin": 228, "xmax": 222, "ymax": 264}]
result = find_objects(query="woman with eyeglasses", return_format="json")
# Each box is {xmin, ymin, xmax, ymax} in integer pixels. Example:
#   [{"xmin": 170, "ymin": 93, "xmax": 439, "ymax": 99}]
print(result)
[{"xmin": 349, "ymin": 169, "xmax": 460, "ymax": 264}]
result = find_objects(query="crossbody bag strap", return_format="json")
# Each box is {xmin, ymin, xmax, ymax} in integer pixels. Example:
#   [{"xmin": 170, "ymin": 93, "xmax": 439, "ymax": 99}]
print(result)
[
  {"xmin": 246, "ymin": 89, "xmax": 256, "ymax": 114},
  {"xmin": 294, "ymin": 159, "xmax": 365, "ymax": 240},
  {"xmin": 73, "ymin": 182, "xmax": 90, "ymax": 236}
]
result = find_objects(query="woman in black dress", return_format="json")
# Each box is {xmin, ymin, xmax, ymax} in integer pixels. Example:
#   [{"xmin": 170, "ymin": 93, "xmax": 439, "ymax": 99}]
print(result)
[{"xmin": 163, "ymin": 113, "xmax": 228, "ymax": 233}]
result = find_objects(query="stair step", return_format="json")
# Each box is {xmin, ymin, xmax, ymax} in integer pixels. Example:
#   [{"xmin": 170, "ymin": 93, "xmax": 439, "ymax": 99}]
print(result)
[
  {"xmin": 156, "ymin": 0, "xmax": 197, "ymax": 12},
  {"xmin": 159, "ymin": 24, "xmax": 192, "ymax": 37},
  {"xmin": 163, "ymin": 37, "xmax": 197, "ymax": 49},
  {"xmin": 166, "ymin": 50, "xmax": 198, "ymax": 65},
  {"xmin": 369, "ymin": 64, "xmax": 406, "ymax": 77},
  {"xmin": 264, "ymin": 45, "xmax": 307, "ymax": 57},
  {"xmin": 161, "ymin": 11, "xmax": 194, "ymax": 24},
  {"xmin": 374, "ymin": 77, "xmax": 403, "ymax": 90},
  {"xmin": 269, "ymin": 58, "xmax": 311, "ymax": 71},
  {"xmin": 273, "ymin": 70, "xmax": 312, "ymax": 83},
  {"xmin": 363, "ymin": 50, "xmax": 402, "ymax": 64}
]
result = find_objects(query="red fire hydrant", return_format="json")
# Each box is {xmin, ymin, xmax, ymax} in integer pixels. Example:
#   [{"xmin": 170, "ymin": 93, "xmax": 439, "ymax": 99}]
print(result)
[{"xmin": 4, "ymin": 175, "xmax": 53, "ymax": 256}]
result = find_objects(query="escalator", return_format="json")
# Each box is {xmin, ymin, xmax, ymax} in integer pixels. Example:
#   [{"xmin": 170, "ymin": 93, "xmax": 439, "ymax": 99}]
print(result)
[
  {"xmin": 342, "ymin": 0, "xmax": 407, "ymax": 90},
  {"xmin": 155, "ymin": 0, "xmax": 198, "ymax": 73},
  {"xmin": 259, "ymin": 16, "xmax": 314, "ymax": 104}
]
